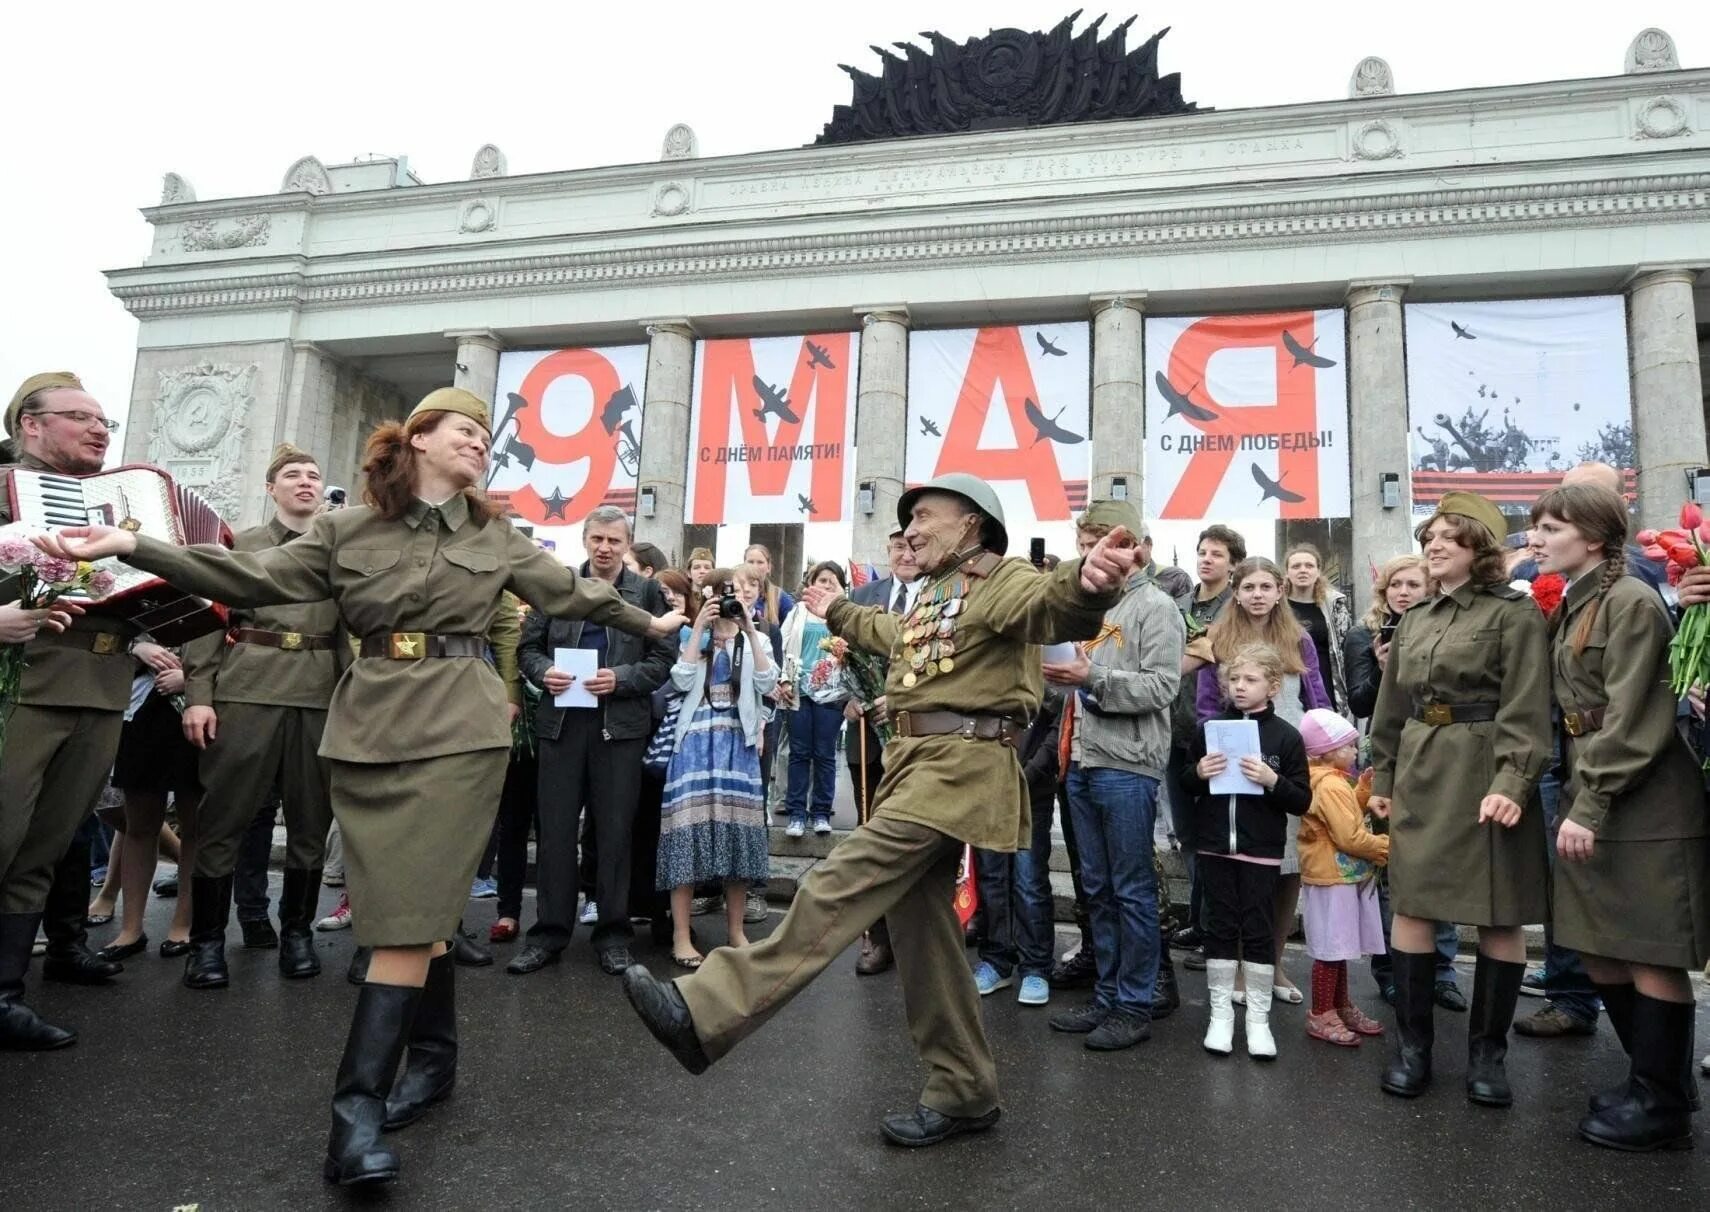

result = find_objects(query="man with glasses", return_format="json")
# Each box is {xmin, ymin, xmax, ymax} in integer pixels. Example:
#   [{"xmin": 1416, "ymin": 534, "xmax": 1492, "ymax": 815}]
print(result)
[{"xmin": 0, "ymin": 373, "xmax": 137, "ymax": 1050}]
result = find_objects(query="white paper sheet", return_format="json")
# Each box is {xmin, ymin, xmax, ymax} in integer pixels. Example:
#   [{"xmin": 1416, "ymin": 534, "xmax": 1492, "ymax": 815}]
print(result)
[
  {"xmin": 552, "ymin": 647, "xmax": 600, "ymax": 709},
  {"xmin": 1204, "ymin": 718, "xmax": 1264, "ymax": 796},
  {"xmin": 1042, "ymin": 642, "xmax": 1078, "ymax": 665}
]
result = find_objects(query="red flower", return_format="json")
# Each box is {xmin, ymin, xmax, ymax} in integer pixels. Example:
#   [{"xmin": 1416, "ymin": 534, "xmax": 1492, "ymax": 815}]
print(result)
[
  {"xmin": 1636, "ymin": 528, "xmax": 1660, "ymax": 546},
  {"xmin": 1530, "ymin": 573, "xmax": 1566, "ymax": 617},
  {"xmin": 1669, "ymin": 561, "xmax": 1686, "ymax": 587},
  {"xmin": 1683, "ymin": 503, "xmax": 1704, "ymax": 531}
]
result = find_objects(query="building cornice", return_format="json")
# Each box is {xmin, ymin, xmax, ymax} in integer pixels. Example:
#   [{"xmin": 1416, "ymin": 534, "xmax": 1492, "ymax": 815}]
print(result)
[{"xmin": 107, "ymin": 170, "xmax": 1710, "ymax": 318}]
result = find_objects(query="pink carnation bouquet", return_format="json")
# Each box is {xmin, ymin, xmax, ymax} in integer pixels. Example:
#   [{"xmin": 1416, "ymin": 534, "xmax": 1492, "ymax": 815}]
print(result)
[{"xmin": 0, "ymin": 522, "xmax": 117, "ymax": 752}]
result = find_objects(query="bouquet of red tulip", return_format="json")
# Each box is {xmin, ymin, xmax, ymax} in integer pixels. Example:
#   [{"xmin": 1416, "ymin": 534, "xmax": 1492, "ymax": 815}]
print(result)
[
  {"xmin": 1638, "ymin": 502, "xmax": 1710, "ymax": 696},
  {"xmin": 819, "ymin": 634, "xmax": 892, "ymax": 743},
  {"xmin": 0, "ymin": 522, "xmax": 119, "ymax": 754}
]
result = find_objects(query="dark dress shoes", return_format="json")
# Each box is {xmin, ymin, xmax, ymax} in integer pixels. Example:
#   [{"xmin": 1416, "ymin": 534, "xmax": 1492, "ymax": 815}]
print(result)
[
  {"xmin": 158, "ymin": 939, "xmax": 190, "ymax": 959},
  {"xmin": 622, "ymin": 964, "xmax": 710, "ymax": 1074},
  {"xmin": 855, "ymin": 938, "xmax": 894, "ymax": 976},
  {"xmin": 598, "ymin": 946, "xmax": 634, "ymax": 975},
  {"xmin": 451, "ymin": 930, "xmax": 492, "ymax": 968},
  {"xmin": 240, "ymin": 918, "xmax": 279, "ymax": 949},
  {"xmin": 45, "ymin": 945, "xmax": 123, "ymax": 984},
  {"xmin": 505, "ymin": 945, "xmax": 559, "ymax": 976},
  {"xmin": 880, "ymin": 1104, "xmax": 1001, "ymax": 1148},
  {"xmin": 96, "ymin": 935, "xmax": 149, "ymax": 963}
]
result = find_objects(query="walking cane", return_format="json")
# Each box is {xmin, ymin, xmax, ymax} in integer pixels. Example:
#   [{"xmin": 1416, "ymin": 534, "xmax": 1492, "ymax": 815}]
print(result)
[{"xmin": 858, "ymin": 716, "xmax": 871, "ymax": 944}]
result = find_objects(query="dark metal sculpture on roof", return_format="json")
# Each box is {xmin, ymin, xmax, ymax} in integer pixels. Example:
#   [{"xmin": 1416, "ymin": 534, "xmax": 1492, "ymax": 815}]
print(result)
[{"xmin": 815, "ymin": 12, "xmax": 1200, "ymax": 145}]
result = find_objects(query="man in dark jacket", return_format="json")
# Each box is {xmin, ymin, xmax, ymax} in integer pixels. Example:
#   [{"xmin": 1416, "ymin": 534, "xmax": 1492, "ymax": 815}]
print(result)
[{"xmin": 509, "ymin": 506, "xmax": 673, "ymax": 976}]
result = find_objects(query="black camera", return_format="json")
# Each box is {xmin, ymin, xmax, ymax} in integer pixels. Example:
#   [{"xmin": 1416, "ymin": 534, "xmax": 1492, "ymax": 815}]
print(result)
[{"xmin": 710, "ymin": 581, "xmax": 745, "ymax": 620}]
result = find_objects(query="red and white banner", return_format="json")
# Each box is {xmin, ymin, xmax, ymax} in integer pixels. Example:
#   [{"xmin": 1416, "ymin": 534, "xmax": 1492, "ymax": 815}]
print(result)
[
  {"xmin": 1404, "ymin": 297, "xmax": 1632, "ymax": 513},
  {"xmin": 687, "ymin": 334, "xmax": 858, "ymax": 526},
  {"xmin": 1145, "ymin": 311, "xmax": 1350, "ymax": 521},
  {"xmin": 906, "ymin": 324, "xmax": 1090, "ymax": 531},
  {"xmin": 487, "ymin": 346, "xmax": 648, "ymax": 526}
]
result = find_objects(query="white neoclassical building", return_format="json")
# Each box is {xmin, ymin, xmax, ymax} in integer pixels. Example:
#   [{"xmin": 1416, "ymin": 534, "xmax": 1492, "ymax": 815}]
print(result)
[{"xmin": 110, "ymin": 23, "xmax": 1709, "ymax": 584}]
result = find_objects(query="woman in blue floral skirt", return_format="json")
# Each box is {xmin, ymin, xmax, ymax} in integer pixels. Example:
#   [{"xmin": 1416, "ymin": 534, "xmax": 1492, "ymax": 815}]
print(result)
[{"xmin": 658, "ymin": 566, "xmax": 776, "ymax": 968}]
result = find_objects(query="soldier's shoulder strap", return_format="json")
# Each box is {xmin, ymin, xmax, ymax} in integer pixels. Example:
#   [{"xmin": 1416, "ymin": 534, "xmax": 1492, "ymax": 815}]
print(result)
[
  {"xmin": 959, "ymin": 551, "xmax": 1005, "ymax": 580},
  {"xmin": 1487, "ymin": 583, "xmax": 1528, "ymax": 601}
]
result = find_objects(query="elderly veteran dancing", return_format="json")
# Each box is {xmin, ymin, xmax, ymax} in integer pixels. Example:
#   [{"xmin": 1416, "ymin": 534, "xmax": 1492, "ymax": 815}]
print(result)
[
  {"xmin": 35, "ymin": 387, "xmax": 686, "ymax": 1188},
  {"xmin": 623, "ymin": 472, "xmax": 1139, "ymax": 1148}
]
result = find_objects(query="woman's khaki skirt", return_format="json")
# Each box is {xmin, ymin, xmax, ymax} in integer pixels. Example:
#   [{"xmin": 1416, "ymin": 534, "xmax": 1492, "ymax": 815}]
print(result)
[
  {"xmin": 1554, "ymin": 834, "xmax": 1710, "ymax": 970},
  {"xmin": 329, "ymin": 749, "xmax": 509, "ymax": 948}
]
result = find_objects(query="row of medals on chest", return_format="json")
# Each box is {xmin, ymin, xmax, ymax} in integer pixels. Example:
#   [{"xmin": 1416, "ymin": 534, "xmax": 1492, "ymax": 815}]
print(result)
[{"xmin": 897, "ymin": 576, "xmax": 968, "ymax": 688}]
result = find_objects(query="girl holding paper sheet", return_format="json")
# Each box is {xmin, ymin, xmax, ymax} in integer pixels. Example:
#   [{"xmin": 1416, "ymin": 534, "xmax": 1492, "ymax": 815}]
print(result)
[{"xmin": 1182, "ymin": 644, "xmax": 1311, "ymax": 1060}]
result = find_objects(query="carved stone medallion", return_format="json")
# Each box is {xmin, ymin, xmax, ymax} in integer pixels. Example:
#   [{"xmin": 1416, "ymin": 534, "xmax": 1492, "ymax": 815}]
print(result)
[
  {"xmin": 662, "ymin": 124, "xmax": 698, "ymax": 161},
  {"xmin": 1349, "ymin": 57, "xmax": 1394, "ymax": 98},
  {"xmin": 160, "ymin": 173, "xmax": 196, "ymax": 205},
  {"xmin": 147, "ymin": 362, "xmax": 257, "ymax": 519},
  {"xmin": 1352, "ymin": 119, "xmax": 1403, "ymax": 161},
  {"xmin": 1635, "ymin": 96, "xmax": 1690, "ymax": 140},
  {"xmin": 459, "ymin": 199, "xmax": 497, "ymax": 233},
  {"xmin": 471, "ymin": 144, "xmax": 507, "ymax": 179},
  {"xmin": 280, "ymin": 156, "xmax": 332, "ymax": 196},
  {"xmin": 652, "ymin": 182, "xmax": 692, "ymax": 217},
  {"xmin": 1626, "ymin": 28, "xmax": 1679, "ymax": 74}
]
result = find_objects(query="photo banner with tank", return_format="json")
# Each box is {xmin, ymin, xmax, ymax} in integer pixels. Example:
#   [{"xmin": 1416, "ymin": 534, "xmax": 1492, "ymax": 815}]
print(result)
[
  {"xmin": 906, "ymin": 323, "xmax": 1091, "ymax": 534},
  {"xmin": 487, "ymin": 345, "xmax": 649, "ymax": 527},
  {"xmin": 686, "ymin": 334, "xmax": 858, "ymax": 526},
  {"xmin": 1144, "ymin": 310, "xmax": 1351, "ymax": 521},
  {"xmin": 1404, "ymin": 297, "xmax": 1634, "ymax": 513}
]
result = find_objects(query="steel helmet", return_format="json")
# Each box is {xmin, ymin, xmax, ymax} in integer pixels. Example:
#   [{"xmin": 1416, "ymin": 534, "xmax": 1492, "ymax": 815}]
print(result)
[{"xmin": 897, "ymin": 473, "xmax": 1009, "ymax": 556}]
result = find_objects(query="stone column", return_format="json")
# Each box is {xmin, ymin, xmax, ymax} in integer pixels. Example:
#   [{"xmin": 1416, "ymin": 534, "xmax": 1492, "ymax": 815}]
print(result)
[
  {"xmin": 1090, "ymin": 293, "xmax": 1145, "ymax": 507},
  {"xmin": 851, "ymin": 306, "xmax": 910, "ymax": 563},
  {"xmin": 447, "ymin": 329, "xmax": 503, "ymax": 410},
  {"xmin": 279, "ymin": 342, "xmax": 340, "ymax": 475},
  {"xmin": 634, "ymin": 319, "xmax": 695, "ymax": 562},
  {"xmin": 1346, "ymin": 280, "xmax": 1415, "ymax": 590},
  {"xmin": 1627, "ymin": 267, "xmax": 1708, "ymax": 528}
]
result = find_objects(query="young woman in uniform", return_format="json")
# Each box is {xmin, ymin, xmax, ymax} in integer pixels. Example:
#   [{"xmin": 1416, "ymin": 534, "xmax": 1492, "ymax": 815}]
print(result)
[{"xmin": 36, "ymin": 388, "xmax": 685, "ymax": 1187}]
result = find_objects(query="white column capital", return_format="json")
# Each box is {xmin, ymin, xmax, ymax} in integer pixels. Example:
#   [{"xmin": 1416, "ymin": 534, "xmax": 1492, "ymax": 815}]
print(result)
[
  {"xmin": 1623, "ymin": 265, "xmax": 1704, "ymax": 293},
  {"xmin": 290, "ymin": 339, "xmax": 337, "ymax": 360},
  {"xmin": 1090, "ymin": 291, "xmax": 1147, "ymax": 315},
  {"xmin": 1345, "ymin": 278, "xmax": 1412, "ymax": 307},
  {"xmin": 444, "ymin": 328, "xmax": 503, "ymax": 351},
  {"xmin": 641, "ymin": 318, "xmax": 695, "ymax": 339},
  {"xmin": 855, "ymin": 304, "xmax": 910, "ymax": 328}
]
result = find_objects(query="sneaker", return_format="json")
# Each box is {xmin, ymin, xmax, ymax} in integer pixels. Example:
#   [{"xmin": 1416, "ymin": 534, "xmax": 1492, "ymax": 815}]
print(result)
[
  {"xmin": 690, "ymin": 895, "xmax": 720, "ymax": 916},
  {"xmin": 1085, "ymin": 1008, "xmax": 1151, "ymax": 1051},
  {"xmin": 1519, "ymin": 967, "xmax": 1547, "ymax": 997},
  {"xmin": 784, "ymin": 819, "xmax": 806, "ymax": 839},
  {"xmin": 1169, "ymin": 926, "xmax": 1204, "ymax": 950},
  {"xmin": 812, "ymin": 816, "xmax": 833, "ymax": 835},
  {"xmin": 972, "ymin": 962, "xmax": 1014, "ymax": 996},
  {"xmin": 579, "ymin": 900, "xmax": 599, "ymax": 925},
  {"xmin": 1048, "ymin": 1001, "xmax": 1110, "ymax": 1034},
  {"xmin": 1433, "ymin": 980, "xmax": 1468, "ymax": 1012},
  {"xmin": 743, "ymin": 890, "xmax": 768, "ymax": 924},
  {"xmin": 314, "ymin": 892, "xmax": 351, "ymax": 931},
  {"xmin": 1514, "ymin": 1004, "xmax": 1598, "ymax": 1038},
  {"xmin": 1017, "ymin": 974, "xmax": 1050, "ymax": 1006},
  {"xmin": 470, "ymin": 877, "xmax": 498, "ymax": 900},
  {"xmin": 1048, "ymin": 946, "xmax": 1098, "ymax": 990},
  {"xmin": 89, "ymin": 867, "xmax": 108, "ymax": 887}
]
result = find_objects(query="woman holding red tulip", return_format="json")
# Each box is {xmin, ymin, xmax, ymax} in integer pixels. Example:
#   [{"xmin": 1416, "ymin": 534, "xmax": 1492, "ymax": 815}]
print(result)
[{"xmin": 1531, "ymin": 483, "xmax": 1708, "ymax": 1153}]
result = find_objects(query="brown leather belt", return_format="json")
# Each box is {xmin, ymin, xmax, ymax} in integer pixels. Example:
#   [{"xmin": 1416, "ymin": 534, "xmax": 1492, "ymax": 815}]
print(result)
[
  {"xmin": 233, "ymin": 627, "xmax": 333, "ymax": 652},
  {"xmin": 359, "ymin": 632, "xmax": 486, "ymax": 660},
  {"xmin": 1562, "ymin": 706, "xmax": 1607, "ymax": 737},
  {"xmin": 1412, "ymin": 702, "xmax": 1500, "ymax": 726},
  {"xmin": 33, "ymin": 629, "xmax": 128, "ymax": 656},
  {"xmin": 892, "ymin": 710, "xmax": 1023, "ymax": 749}
]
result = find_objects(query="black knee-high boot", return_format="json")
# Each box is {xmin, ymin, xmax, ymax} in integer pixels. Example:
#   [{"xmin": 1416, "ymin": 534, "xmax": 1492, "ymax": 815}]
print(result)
[
  {"xmin": 1466, "ymin": 953, "xmax": 1525, "ymax": 1108},
  {"xmin": 278, "ymin": 868, "xmax": 323, "ymax": 978},
  {"xmin": 183, "ymin": 874, "xmax": 234, "ymax": 989},
  {"xmin": 1380, "ymin": 949, "xmax": 1436, "ymax": 1098},
  {"xmin": 0, "ymin": 913, "xmax": 75, "ymax": 1050},
  {"xmin": 383, "ymin": 950, "xmax": 457, "ymax": 1130},
  {"xmin": 1579, "ymin": 993, "xmax": 1697, "ymax": 1152},
  {"xmin": 323, "ymin": 982, "xmax": 421, "ymax": 1185}
]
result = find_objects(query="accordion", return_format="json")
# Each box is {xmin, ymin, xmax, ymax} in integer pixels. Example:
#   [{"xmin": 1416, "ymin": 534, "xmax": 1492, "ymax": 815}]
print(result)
[{"xmin": 5, "ymin": 463, "xmax": 234, "ymax": 645}]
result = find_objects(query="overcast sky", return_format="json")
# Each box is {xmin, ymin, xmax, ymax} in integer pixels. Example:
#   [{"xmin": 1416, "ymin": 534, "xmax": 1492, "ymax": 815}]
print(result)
[{"xmin": 2, "ymin": 2, "xmax": 1703, "ymax": 566}]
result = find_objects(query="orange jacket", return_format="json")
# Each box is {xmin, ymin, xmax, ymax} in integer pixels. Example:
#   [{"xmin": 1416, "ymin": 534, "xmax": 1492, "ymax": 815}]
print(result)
[{"xmin": 1298, "ymin": 763, "xmax": 1389, "ymax": 886}]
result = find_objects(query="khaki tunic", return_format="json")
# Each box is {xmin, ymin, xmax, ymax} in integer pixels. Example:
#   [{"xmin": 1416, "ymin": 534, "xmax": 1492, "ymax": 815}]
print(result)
[
  {"xmin": 826, "ymin": 552, "xmax": 1118, "ymax": 851},
  {"xmin": 0, "ymin": 454, "xmax": 136, "ymax": 913},
  {"xmin": 122, "ymin": 493, "xmax": 653, "ymax": 945},
  {"xmin": 1369, "ymin": 581, "xmax": 1551, "ymax": 927},
  {"xmin": 1550, "ymin": 568, "xmax": 1710, "ymax": 967}
]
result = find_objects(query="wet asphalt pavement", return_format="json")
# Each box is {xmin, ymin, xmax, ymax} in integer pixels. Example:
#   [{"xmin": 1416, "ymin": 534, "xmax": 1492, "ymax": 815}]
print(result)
[{"xmin": 4, "ymin": 883, "xmax": 1706, "ymax": 1211}]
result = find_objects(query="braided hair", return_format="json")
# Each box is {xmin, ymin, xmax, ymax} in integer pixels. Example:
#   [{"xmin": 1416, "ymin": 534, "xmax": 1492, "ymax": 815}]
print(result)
[{"xmin": 1530, "ymin": 484, "xmax": 1630, "ymax": 654}]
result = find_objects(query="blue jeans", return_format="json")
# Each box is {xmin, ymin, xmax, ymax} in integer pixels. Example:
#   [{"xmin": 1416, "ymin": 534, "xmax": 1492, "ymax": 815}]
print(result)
[
  {"xmin": 973, "ymin": 846, "xmax": 1052, "ymax": 978},
  {"xmin": 1065, "ymin": 765, "xmax": 1161, "ymax": 1015},
  {"xmin": 1018, "ymin": 790, "xmax": 1062, "ymax": 964},
  {"xmin": 1538, "ymin": 756, "xmax": 1600, "ymax": 1023},
  {"xmin": 785, "ymin": 699, "xmax": 842, "ymax": 821}
]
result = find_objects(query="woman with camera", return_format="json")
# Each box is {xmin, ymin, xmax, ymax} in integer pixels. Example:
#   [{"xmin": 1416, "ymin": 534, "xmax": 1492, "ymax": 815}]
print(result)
[{"xmin": 656, "ymin": 566, "xmax": 776, "ymax": 968}]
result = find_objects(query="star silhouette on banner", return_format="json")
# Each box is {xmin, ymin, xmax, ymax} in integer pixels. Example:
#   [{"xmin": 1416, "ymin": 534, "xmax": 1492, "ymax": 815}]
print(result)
[{"xmin": 542, "ymin": 488, "xmax": 569, "ymax": 520}]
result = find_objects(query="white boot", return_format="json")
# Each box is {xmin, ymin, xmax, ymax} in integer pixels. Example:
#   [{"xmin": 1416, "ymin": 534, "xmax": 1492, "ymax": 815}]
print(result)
[
  {"xmin": 1243, "ymin": 962, "xmax": 1278, "ymax": 1060},
  {"xmin": 1203, "ymin": 959, "xmax": 1238, "ymax": 1055}
]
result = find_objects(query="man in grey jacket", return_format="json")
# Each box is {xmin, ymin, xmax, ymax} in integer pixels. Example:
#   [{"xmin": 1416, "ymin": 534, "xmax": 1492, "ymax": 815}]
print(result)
[{"xmin": 1043, "ymin": 501, "xmax": 1185, "ymax": 1051}]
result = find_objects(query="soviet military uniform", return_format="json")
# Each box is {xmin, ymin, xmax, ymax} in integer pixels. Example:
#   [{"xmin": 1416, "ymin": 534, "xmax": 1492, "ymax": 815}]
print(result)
[
  {"xmin": 121, "ymin": 493, "xmax": 653, "ymax": 948},
  {"xmin": 1549, "ymin": 569, "xmax": 1710, "ymax": 968},
  {"xmin": 1369, "ymin": 582, "xmax": 1552, "ymax": 927},
  {"xmin": 0, "ymin": 453, "xmax": 139, "ymax": 916},
  {"xmin": 677, "ymin": 551, "xmax": 1115, "ymax": 1117}
]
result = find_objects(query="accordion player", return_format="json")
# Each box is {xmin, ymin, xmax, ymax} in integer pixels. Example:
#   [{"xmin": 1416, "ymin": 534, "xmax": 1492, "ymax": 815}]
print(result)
[{"xmin": 5, "ymin": 463, "xmax": 234, "ymax": 644}]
